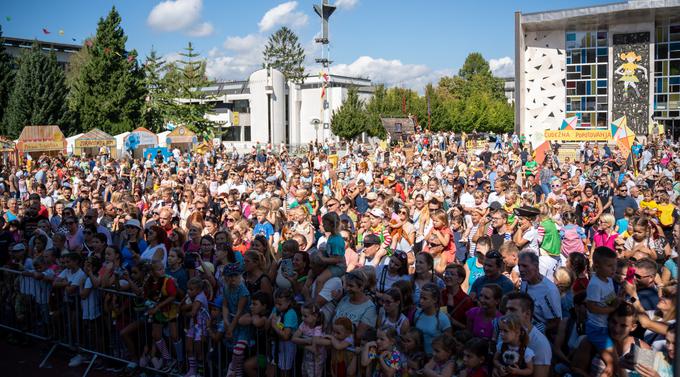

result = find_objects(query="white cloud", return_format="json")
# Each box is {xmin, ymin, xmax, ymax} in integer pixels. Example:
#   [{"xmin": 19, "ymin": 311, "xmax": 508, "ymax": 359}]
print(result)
[
  {"xmin": 335, "ymin": 0, "xmax": 359, "ymax": 10},
  {"xmin": 331, "ymin": 56, "xmax": 447, "ymax": 91},
  {"xmin": 187, "ymin": 22, "xmax": 214, "ymax": 37},
  {"xmin": 223, "ymin": 34, "xmax": 265, "ymax": 52},
  {"xmin": 206, "ymin": 56, "xmax": 261, "ymax": 81},
  {"xmin": 147, "ymin": 0, "xmax": 202, "ymax": 32},
  {"xmin": 258, "ymin": 1, "xmax": 309, "ymax": 32},
  {"xmin": 489, "ymin": 56, "xmax": 514, "ymax": 77}
]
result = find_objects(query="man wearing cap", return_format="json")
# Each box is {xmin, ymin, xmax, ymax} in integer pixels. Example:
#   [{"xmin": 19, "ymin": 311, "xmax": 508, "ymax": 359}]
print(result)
[{"xmin": 357, "ymin": 234, "xmax": 386, "ymax": 267}]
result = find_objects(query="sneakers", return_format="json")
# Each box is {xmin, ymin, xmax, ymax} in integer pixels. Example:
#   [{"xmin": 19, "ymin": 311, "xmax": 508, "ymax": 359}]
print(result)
[{"xmin": 68, "ymin": 354, "xmax": 89, "ymax": 367}]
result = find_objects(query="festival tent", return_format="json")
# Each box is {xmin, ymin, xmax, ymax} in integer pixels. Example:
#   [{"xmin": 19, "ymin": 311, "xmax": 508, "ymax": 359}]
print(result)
[
  {"xmin": 166, "ymin": 125, "xmax": 198, "ymax": 153},
  {"xmin": 74, "ymin": 128, "xmax": 116, "ymax": 158},
  {"xmin": 16, "ymin": 125, "xmax": 66, "ymax": 158},
  {"xmin": 0, "ymin": 137, "xmax": 17, "ymax": 166},
  {"xmin": 124, "ymin": 127, "xmax": 158, "ymax": 158},
  {"xmin": 157, "ymin": 131, "xmax": 170, "ymax": 147},
  {"xmin": 66, "ymin": 133, "xmax": 83, "ymax": 155},
  {"xmin": 114, "ymin": 132, "xmax": 130, "ymax": 157}
]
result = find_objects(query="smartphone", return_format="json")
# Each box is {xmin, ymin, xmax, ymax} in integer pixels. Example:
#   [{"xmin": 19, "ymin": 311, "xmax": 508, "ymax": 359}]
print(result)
[{"xmin": 632, "ymin": 344, "xmax": 656, "ymax": 368}]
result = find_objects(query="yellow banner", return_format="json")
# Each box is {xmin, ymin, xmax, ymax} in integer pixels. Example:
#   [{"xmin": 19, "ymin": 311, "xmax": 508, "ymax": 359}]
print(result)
[
  {"xmin": 21, "ymin": 140, "xmax": 64, "ymax": 151},
  {"xmin": 232, "ymin": 111, "xmax": 239, "ymax": 126},
  {"xmin": 544, "ymin": 130, "xmax": 611, "ymax": 141},
  {"xmin": 75, "ymin": 139, "xmax": 116, "ymax": 148}
]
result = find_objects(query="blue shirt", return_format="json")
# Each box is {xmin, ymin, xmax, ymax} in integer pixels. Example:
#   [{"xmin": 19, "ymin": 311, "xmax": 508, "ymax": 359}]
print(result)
[
  {"xmin": 273, "ymin": 307, "xmax": 299, "ymax": 330},
  {"xmin": 253, "ymin": 221, "xmax": 274, "ymax": 240},
  {"xmin": 469, "ymin": 274, "xmax": 515, "ymax": 298},
  {"xmin": 414, "ymin": 309, "xmax": 451, "ymax": 355},
  {"xmin": 612, "ymin": 196, "xmax": 638, "ymax": 221}
]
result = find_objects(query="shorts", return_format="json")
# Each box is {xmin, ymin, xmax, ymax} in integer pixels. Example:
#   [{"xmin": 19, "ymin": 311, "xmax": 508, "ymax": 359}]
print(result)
[
  {"xmin": 327, "ymin": 264, "xmax": 345, "ymax": 278},
  {"xmin": 186, "ymin": 323, "xmax": 207, "ymax": 341},
  {"xmin": 586, "ymin": 322, "xmax": 614, "ymax": 351}
]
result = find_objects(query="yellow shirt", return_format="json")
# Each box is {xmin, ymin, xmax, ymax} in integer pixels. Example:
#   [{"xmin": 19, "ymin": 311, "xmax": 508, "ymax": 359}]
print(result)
[
  {"xmin": 640, "ymin": 200, "xmax": 658, "ymax": 211},
  {"xmin": 657, "ymin": 203, "xmax": 675, "ymax": 226}
]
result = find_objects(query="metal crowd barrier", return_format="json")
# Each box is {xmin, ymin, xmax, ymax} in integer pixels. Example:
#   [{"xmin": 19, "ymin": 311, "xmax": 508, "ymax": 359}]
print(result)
[{"xmin": 0, "ymin": 267, "xmax": 364, "ymax": 377}]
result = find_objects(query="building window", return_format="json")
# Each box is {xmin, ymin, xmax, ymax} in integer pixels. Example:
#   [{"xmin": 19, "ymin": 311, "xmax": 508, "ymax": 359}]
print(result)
[
  {"xmin": 565, "ymin": 30, "xmax": 609, "ymax": 128},
  {"xmin": 654, "ymin": 24, "xmax": 680, "ymax": 119}
]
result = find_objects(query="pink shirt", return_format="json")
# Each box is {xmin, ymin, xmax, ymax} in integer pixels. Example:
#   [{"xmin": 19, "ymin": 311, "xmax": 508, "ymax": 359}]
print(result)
[
  {"xmin": 593, "ymin": 230, "xmax": 618, "ymax": 250},
  {"xmin": 466, "ymin": 306, "xmax": 501, "ymax": 339}
]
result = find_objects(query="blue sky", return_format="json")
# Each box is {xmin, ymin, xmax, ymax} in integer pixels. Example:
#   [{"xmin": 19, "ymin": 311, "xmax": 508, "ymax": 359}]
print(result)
[{"xmin": 2, "ymin": 0, "xmax": 614, "ymax": 90}]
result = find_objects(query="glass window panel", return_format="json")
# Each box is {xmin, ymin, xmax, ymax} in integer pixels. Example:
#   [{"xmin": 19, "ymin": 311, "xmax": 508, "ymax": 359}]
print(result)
[
  {"xmin": 655, "ymin": 61, "xmax": 664, "ymax": 76},
  {"xmin": 567, "ymin": 65, "xmax": 576, "ymax": 73},
  {"xmin": 597, "ymin": 47, "xmax": 608, "ymax": 56},
  {"xmin": 586, "ymin": 97, "xmax": 596, "ymax": 111},
  {"xmin": 598, "ymin": 65, "xmax": 607, "ymax": 78},
  {"xmin": 577, "ymin": 82, "xmax": 586, "ymax": 95},
  {"xmin": 597, "ymin": 112, "xmax": 608, "ymax": 127},
  {"xmin": 671, "ymin": 60, "xmax": 680, "ymax": 76},
  {"xmin": 567, "ymin": 88, "xmax": 576, "ymax": 96},
  {"xmin": 597, "ymin": 79, "xmax": 607, "ymax": 87},
  {"xmin": 670, "ymin": 94, "xmax": 680, "ymax": 109},
  {"xmin": 657, "ymin": 44, "xmax": 668, "ymax": 59},
  {"xmin": 671, "ymin": 84, "xmax": 680, "ymax": 93},
  {"xmin": 587, "ymin": 49, "xmax": 596, "ymax": 63},
  {"xmin": 670, "ymin": 42, "xmax": 680, "ymax": 52},
  {"xmin": 671, "ymin": 50, "xmax": 680, "ymax": 59},
  {"xmin": 597, "ymin": 31, "xmax": 607, "ymax": 46},
  {"xmin": 597, "ymin": 54, "xmax": 608, "ymax": 63},
  {"xmin": 597, "ymin": 87, "xmax": 607, "ymax": 95},
  {"xmin": 567, "ymin": 73, "xmax": 581, "ymax": 80},
  {"xmin": 657, "ymin": 27, "xmax": 667, "ymax": 43},
  {"xmin": 567, "ymin": 32, "xmax": 576, "ymax": 41},
  {"xmin": 572, "ymin": 50, "xmax": 581, "ymax": 63},
  {"xmin": 582, "ymin": 65, "xmax": 591, "ymax": 78}
]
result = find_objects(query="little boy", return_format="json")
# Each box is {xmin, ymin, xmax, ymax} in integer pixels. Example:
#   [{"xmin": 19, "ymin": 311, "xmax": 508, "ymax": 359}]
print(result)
[
  {"xmin": 585, "ymin": 246, "xmax": 622, "ymax": 377},
  {"xmin": 252, "ymin": 206, "xmax": 275, "ymax": 242}
]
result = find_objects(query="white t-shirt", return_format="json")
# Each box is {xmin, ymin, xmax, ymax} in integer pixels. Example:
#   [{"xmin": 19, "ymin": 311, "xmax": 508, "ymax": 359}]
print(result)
[
  {"xmin": 586, "ymin": 275, "xmax": 616, "ymax": 327},
  {"xmin": 32, "ymin": 269, "xmax": 55, "ymax": 305},
  {"xmin": 141, "ymin": 244, "xmax": 168, "ymax": 267},
  {"xmin": 496, "ymin": 326, "xmax": 551, "ymax": 366},
  {"xmin": 81, "ymin": 277, "xmax": 102, "ymax": 320},
  {"xmin": 58, "ymin": 268, "xmax": 86, "ymax": 300},
  {"xmin": 539, "ymin": 255, "xmax": 560, "ymax": 282},
  {"xmin": 520, "ymin": 228, "xmax": 540, "ymax": 255},
  {"xmin": 520, "ymin": 277, "xmax": 562, "ymax": 326}
]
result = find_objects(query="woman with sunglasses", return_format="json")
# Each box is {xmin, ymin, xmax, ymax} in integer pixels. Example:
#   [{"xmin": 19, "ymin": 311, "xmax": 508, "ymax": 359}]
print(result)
[{"xmin": 390, "ymin": 206, "xmax": 416, "ymax": 254}]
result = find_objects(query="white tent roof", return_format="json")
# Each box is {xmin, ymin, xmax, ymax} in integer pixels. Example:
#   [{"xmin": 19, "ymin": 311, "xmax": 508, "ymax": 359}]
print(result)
[
  {"xmin": 66, "ymin": 133, "xmax": 84, "ymax": 154},
  {"xmin": 157, "ymin": 131, "xmax": 170, "ymax": 147}
]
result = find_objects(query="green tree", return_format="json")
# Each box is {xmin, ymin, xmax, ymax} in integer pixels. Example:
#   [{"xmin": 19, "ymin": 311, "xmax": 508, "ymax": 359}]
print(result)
[
  {"xmin": 331, "ymin": 86, "xmax": 368, "ymax": 139},
  {"xmin": 141, "ymin": 47, "xmax": 167, "ymax": 132},
  {"xmin": 3, "ymin": 44, "xmax": 69, "ymax": 138},
  {"xmin": 68, "ymin": 7, "xmax": 146, "ymax": 135},
  {"xmin": 0, "ymin": 25, "xmax": 15, "ymax": 135},
  {"xmin": 262, "ymin": 26, "xmax": 306, "ymax": 84},
  {"xmin": 162, "ymin": 42, "xmax": 215, "ymax": 139},
  {"xmin": 458, "ymin": 52, "xmax": 491, "ymax": 80}
]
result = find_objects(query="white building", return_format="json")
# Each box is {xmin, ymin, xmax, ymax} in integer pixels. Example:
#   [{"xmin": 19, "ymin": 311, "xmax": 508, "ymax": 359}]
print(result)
[{"xmin": 200, "ymin": 68, "xmax": 373, "ymax": 148}]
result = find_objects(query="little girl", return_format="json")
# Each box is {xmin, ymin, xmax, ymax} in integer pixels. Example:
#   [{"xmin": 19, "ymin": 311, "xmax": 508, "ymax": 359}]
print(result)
[
  {"xmin": 451, "ymin": 215, "xmax": 469, "ymax": 264},
  {"xmin": 466, "ymin": 284, "xmax": 502, "ymax": 340},
  {"xmin": 362, "ymin": 327, "xmax": 404, "ymax": 377},
  {"xmin": 310, "ymin": 212, "xmax": 346, "ymax": 291},
  {"xmin": 424, "ymin": 210, "xmax": 453, "ymax": 273},
  {"xmin": 559, "ymin": 212, "xmax": 587, "ymax": 261},
  {"xmin": 270, "ymin": 289, "xmax": 298, "ymax": 377},
  {"xmin": 414, "ymin": 283, "xmax": 451, "ymax": 356},
  {"xmin": 460, "ymin": 338, "xmax": 489, "ymax": 377},
  {"xmin": 399, "ymin": 327, "xmax": 424, "ymax": 370},
  {"xmin": 379, "ymin": 288, "xmax": 409, "ymax": 335},
  {"xmin": 292, "ymin": 303, "xmax": 326, "ymax": 377},
  {"xmin": 316, "ymin": 317, "xmax": 355, "ymax": 377},
  {"xmin": 240, "ymin": 292, "xmax": 272, "ymax": 377},
  {"xmin": 143, "ymin": 260, "xmax": 179, "ymax": 371},
  {"xmin": 422, "ymin": 335, "xmax": 455, "ymax": 377},
  {"xmin": 493, "ymin": 313, "xmax": 534, "ymax": 377},
  {"xmin": 182, "ymin": 277, "xmax": 211, "ymax": 377}
]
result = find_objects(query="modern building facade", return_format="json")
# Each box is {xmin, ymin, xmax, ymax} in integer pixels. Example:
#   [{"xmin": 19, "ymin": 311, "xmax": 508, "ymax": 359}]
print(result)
[
  {"xmin": 200, "ymin": 68, "xmax": 373, "ymax": 147},
  {"xmin": 2, "ymin": 37, "xmax": 82, "ymax": 70},
  {"xmin": 515, "ymin": 0, "xmax": 680, "ymax": 146}
]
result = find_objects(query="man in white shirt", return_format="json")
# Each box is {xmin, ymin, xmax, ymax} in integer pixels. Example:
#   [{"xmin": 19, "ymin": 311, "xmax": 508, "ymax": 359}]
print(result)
[{"xmin": 518, "ymin": 252, "xmax": 562, "ymax": 334}]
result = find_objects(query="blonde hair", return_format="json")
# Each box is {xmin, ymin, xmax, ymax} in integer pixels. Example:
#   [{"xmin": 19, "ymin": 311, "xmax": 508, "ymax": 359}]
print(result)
[
  {"xmin": 619, "ymin": 51, "xmax": 641, "ymax": 62},
  {"xmin": 430, "ymin": 209, "xmax": 449, "ymax": 227},
  {"xmin": 600, "ymin": 213, "xmax": 615, "ymax": 228}
]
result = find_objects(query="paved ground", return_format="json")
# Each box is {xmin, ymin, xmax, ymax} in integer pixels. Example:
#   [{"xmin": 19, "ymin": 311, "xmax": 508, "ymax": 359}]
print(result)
[{"xmin": 0, "ymin": 337, "xmax": 118, "ymax": 377}]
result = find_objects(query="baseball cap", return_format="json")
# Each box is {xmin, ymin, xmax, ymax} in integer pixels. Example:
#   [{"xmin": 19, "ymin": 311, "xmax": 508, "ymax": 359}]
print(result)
[
  {"xmin": 363, "ymin": 234, "xmax": 381, "ymax": 246},
  {"xmin": 369, "ymin": 208, "xmax": 385, "ymax": 218}
]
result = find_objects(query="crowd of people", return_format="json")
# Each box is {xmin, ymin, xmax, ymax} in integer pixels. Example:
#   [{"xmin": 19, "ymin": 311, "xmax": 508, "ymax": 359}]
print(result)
[{"xmin": 0, "ymin": 131, "xmax": 678, "ymax": 377}]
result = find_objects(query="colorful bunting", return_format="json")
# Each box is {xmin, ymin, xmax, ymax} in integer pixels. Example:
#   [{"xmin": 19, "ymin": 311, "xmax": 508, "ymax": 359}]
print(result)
[
  {"xmin": 85, "ymin": 39, "xmax": 93, "ymax": 47},
  {"xmin": 42, "ymin": 28, "xmax": 50, "ymax": 35},
  {"xmin": 58, "ymin": 29, "xmax": 64, "ymax": 36},
  {"xmin": 127, "ymin": 54, "xmax": 136, "ymax": 63}
]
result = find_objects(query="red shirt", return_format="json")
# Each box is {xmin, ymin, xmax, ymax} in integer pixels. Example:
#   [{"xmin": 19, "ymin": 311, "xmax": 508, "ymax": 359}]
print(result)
[{"xmin": 442, "ymin": 286, "xmax": 474, "ymax": 327}]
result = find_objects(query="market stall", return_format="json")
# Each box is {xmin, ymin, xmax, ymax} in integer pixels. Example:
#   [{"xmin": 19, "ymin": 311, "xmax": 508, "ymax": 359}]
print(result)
[
  {"xmin": 167, "ymin": 125, "xmax": 198, "ymax": 154},
  {"xmin": 124, "ymin": 127, "xmax": 158, "ymax": 159},
  {"xmin": 74, "ymin": 128, "xmax": 116, "ymax": 158},
  {"xmin": 16, "ymin": 125, "xmax": 66, "ymax": 159},
  {"xmin": 0, "ymin": 137, "xmax": 17, "ymax": 167}
]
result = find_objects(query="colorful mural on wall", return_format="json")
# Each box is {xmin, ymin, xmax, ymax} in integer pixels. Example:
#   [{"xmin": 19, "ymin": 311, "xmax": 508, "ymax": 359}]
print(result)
[{"xmin": 612, "ymin": 32, "xmax": 650, "ymax": 136}]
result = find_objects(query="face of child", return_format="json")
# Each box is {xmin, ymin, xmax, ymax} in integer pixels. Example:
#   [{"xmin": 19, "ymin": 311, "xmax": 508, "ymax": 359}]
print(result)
[
  {"xmin": 274, "ymin": 297, "xmax": 290, "ymax": 313},
  {"xmin": 168, "ymin": 251, "xmax": 179, "ymax": 266},
  {"xmin": 595, "ymin": 257, "xmax": 617, "ymax": 279},
  {"xmin": 632, "ymin": 225, "xmax": 647, "ymax": 241},
  {"xmin": 401, "ymin": 334, "xmax": 416, "ymax": 352},
  {"xmin": 499, "ymin": 322, "xmax": 519, "ymax": 344},
  {"xmin": 225, "ymin": 274, "xmax": 241, "ymax": 288},
  {"xmin": 432, "ymin": 344, "xmax": 451, "ymax": 362},
  {"xmin": 376, "ymin": 331, "xmax": 394, "ymax": 352},
  {"xmin": 332, "ymin": 324, "xmax": 349, "ymax": 340},
  {"xmin": 257, "ymin": 210, "xmax": 266, "ymax": 222},
  {"xmin": 418, "ymin": 291, "xmax": 435, "ymax": 309},
  {"xmin": 301, "ymin": 308, "xmax": 317, "ymax": 326},
  {"xmin": 187, "ymin": 284, "xmax": 201, "ymax": 298},
  {"xmin": 34, "ymin": 262, "xmax": 46, "ymax": 273},
  {"xmin": 608, "ymin": 314, "xmax": 636, "ymax": 341},
  {"xmin": 152, "ymin": 263, "xmax": 164, "ymax": 278},
  {"xmin": 478, "ymin": 287, "xmax": 497, "ymax": 309},
  {"xmin": 432, "ymin": 217, "xmax": 444, "ymax": 228},
  {"xmin": 463, "ymin": 350, "xmax": 484, "ymax": 369},
  {"xmin": 250, "ymin": 299, "xmax": 264, "ymax": 315}
]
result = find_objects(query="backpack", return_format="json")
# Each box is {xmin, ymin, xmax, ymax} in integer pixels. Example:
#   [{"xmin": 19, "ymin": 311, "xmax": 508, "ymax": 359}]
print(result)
[{"xmin": 560, "ymin": 224, "xmax": 584, "ymax": 256}]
